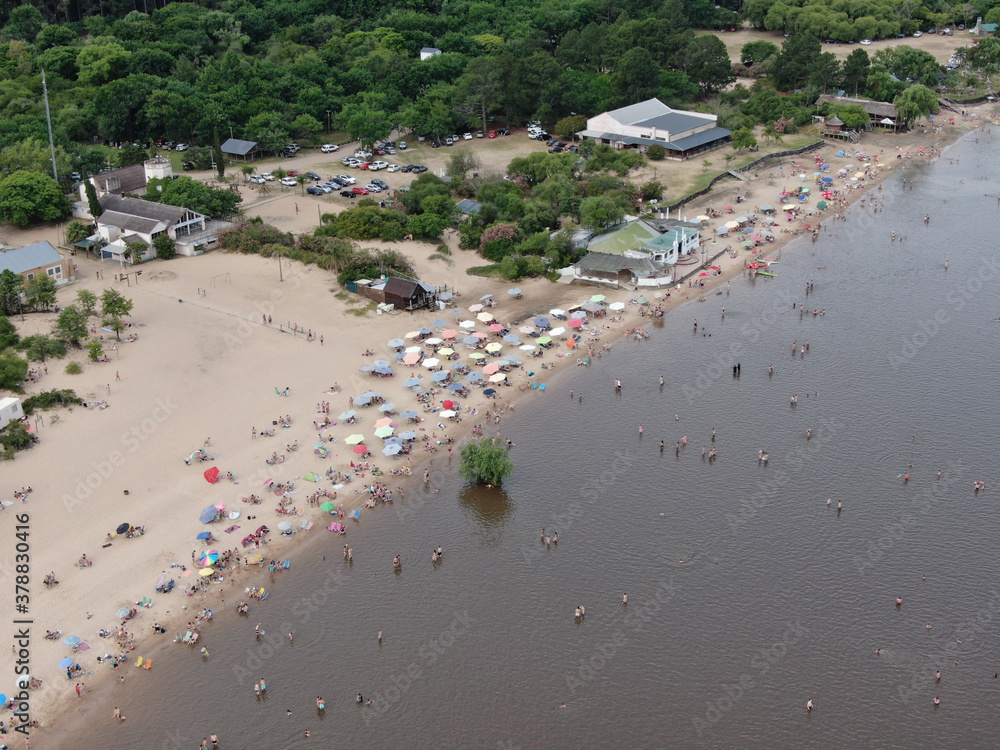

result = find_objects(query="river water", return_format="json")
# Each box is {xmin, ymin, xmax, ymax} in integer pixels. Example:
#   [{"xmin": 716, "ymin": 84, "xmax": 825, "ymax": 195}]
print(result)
[{"xmin": 55, "ymin": 130, "xmax": 1000, "ymax": 749}]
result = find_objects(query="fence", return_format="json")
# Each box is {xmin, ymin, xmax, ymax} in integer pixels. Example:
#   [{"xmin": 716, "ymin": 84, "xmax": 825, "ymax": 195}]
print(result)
[{"xmin": 663, "ymin": 140, "xmax": 826, "ymax": 214}]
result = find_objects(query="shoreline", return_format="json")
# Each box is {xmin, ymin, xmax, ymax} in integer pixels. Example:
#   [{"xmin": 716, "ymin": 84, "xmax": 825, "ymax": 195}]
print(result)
[{"xmin": 7, "ymin": 109, "xmax": 992, "ymax": 741}]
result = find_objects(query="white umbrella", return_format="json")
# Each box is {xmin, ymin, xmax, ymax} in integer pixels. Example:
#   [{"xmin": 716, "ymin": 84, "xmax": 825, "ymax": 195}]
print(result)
[
  {"xmin": 423, "ymin": 358, "xmax": 440, "ymax": 368},
  {"xmin": 424, "ymin": 337, "xmax": 443, "ymax": 345},
  {"xmin": 460, "ymin": 320, "xmax": 476, "ymax": 329},
  {"xmin": 439, "ymin": 409, "xmax": 457, "ymax": 418},
  {"xmin": 609, "ymin": 302, "xmax": 625, "ymax": 311},
  {"xmin": 404, "ymin": 345, "xmax": 422, "ymax": 353},
  {"xmin": 519, "ymin": 344, "xmax": 536, "ymax": 351},
  {"xmin": 549, "ymin": 327, "xmax": 565, "ymax": 336},
  {"xmin": 488, "ymin": 373, "xmax": 508, "ymax": 383}
]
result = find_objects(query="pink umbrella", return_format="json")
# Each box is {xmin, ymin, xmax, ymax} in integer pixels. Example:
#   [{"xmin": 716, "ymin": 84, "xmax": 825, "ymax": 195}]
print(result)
[
  {"xmin": 488, "ymin": 323, "xmax": 504, "ymax": 332},
  {"xmin": 374, "ymin": 417, "xmax": 394, "ymax": 428},
  {"xmin": 353, "ymin": 445, "xmax": 368, "ymax": 455},
  {"xmin": 442, "ymin": 329, "xmax": 458, "ymax": 339},
  {"xmin": 482, "ymin": 363, "xmax": 500, "ymax": 375},
  {"xmin": 473, "ymin": 331, "xmax": 488, "ymax": 339},
  {"xmin": 469, "ymin": 303, "xmax": 484, "ymax": 312},
  {"xmin": 568, "ymin": 318, "xmax": 584, "ymax": 328},
  {"xmin": 403, "ymin": 352, "xmax": 421, "ymax": 365}
]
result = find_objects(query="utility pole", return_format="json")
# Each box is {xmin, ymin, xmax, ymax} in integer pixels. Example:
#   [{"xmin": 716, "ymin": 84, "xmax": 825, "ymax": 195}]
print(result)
[{"xmin": 41, "ymin": 67, "xmax": 58, "ymax": 181}]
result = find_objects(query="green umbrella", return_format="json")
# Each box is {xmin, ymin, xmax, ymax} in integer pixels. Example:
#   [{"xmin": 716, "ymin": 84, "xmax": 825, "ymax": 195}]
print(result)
[
  {"xmin": 741, "ymin": 240, "xmax": 754, "ymax": 247},
  {"xmin": 345, "ymin": 434, "xmax": 365, "ymax": 445},
  {"xmin": 320, "ymin": 502, "xmax": 336, "ymax": 512},
  {"xmin": 374, "ymin": 425, "xmax": 394, "ymax": 438},
  {"xmin": 537, "ymin": 336, "xmax": 552, "ymax": 345},
  {"xmin": 590, "ymin": 294, "xmax": 606, "ymax": 302},
  {"xmin": 817, "ymin": 200, "xmax": 828, "ymax": 210}
]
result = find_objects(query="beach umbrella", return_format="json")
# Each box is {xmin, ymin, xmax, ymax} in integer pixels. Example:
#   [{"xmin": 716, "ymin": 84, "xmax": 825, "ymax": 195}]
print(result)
[
  {"xmin": 582, "ymin": 301, "xmax": 604, "ymax": 312},
  {"xmin": 503, "ymin": 334, "xmax": 520, "ymax": 344},
  {"xmin": 199, "ymin": 505, "xmax": 218, "ymax": 524},
  {"xmin": 442, "ymin": 329, "xmax": 458, "ymax": 339},
  {"xmin": 480, "ymin": 294, "xmax": 493, "ymax": 301},
  {"xmin": 477, "ymin": 312, "xmax": 494, "ymax": 322},
  {"xmin": 760, "ymin": 230, "xmax": 774, "ymax": 238},
  {"xmin": 358, "ymin": 364, "xmax": 375, "ymax": 373},
  {"xmin": 203, "ymin": 466, "xmax": 220, "ymax": 484},
  {"xmin": 338, "ymin": 410, "xmax": 357, "ymax": 420},
  {"xmin": 431, "ymin": 319, "xmax": 447, "ymax": 328},
  {"xmin": 483, "ymin": 388, "xmax": 497, "ymax": 396},
  {"xmin": 387, "ymin": 338, "xmax": 405, "ymax": 348},
  {"xmin": 439, "ymin": 409, "xmax": 457, "ymax": 418},
  {"xmin": 418, "ymin": 328, "xmax": 432, "ymax": 336},
  {"xmin": 519, "ymin": 344, "xmax": 536, "ymax": 352},
  {"xmin": 438, "ymin": 347, "xmax": 455, "ymax": 356},
  {"xmin": 63, "ymin": 636, "xmax": 81, "ymax": 646},
  {"xmin": 716, "ymin": 225, "xmax": 730, "ymax": 234},
  {"xmin": 400, "ymin": 410, "xmax": 418, "ymax": 419},
  {"xmin": 353, "ymin": 445, "xmax": 368, "ymax": 455},
  {"xmin": 609, "ymin": 302, "xmax": 625, "ymax": 311},
  {"xmin": 354, "ymin": 395, "xmax": 372, "ymax": 406},
  {"xmin": 345, "ymin": 434, "xmax": 365, "ymax": 445},
  {"xmin": 374, "ymin": 426, "xmax": 394, "ymax": 438},
  {"xmin": 460, "ymin": 320, "xmax": 476, "ymax": 328},
  {"xmin": 442, "ymin": 399, "xmax": 456, "ymax": 409},
  {"xmin": 485, "ymin": 342, "xmax": 503, "ymax": 353},
  {"xmin": 446, "ymin": 383, "xmax": 464, "ymax": 391},
  {"xmin": 199, "ymin": 551, "xmax": 219, "ymax": 566},
  {"xmin": 535, "ymin": 316, "xmax": 550, "ymax": 328},
  {"xmin": 519, "ymin": 326, "xmax": 534, "ymax": 334},
  {"xmin": 459, "ymin": 336, "xmax": 478, "ymax": 346},
  {"xmin": 423, "ymin": 357, "xmax": 440, "ymax": 368},
  {"xmin": 378, "ymin": 403, "xmax": 396, "ymax": 413},
  {"xmin": 402, "ymin": 378, "xmax": 422, "ymax": 388},
  {"xmin": 431, "ymin": 371, "xmax": 450, "ymax": 382},
  {"xmin": 590, "ymin": 294, "xmax": 606, "ymax": 302},
  {"xmin": 247, "ymin": 554, "xmax": 262, "ymax": 565},
  {"xmin": 58, "ymin": 657, "xmax": 73, "ymax": 669},
  {"xmin": 472, "ymin": 331, "xmax": 489, "ymax": 339},
  {"xmin": 549, "ymin": 327, "xmax": 565, "ymax": 337},
  {"xmin": 488, "ymin": 373, "xmax": 507, "ymax": 383},
  {"xmin": 320, "ymin": 502, "xmax": 336, "ymax": 512},
  {"xmin": 854, "ymin": 171, "xmax": 865, "ymax": 179},
  {"xmin": 759, "ymin": 205, "xmax": 773, "ymax": 211},
  {"xmin": 115, "ymin": 608, "xmax": 132, "ymax": 619},
  {"xmin": 383, "ymin": 444, "xmax": 403, "ymax": 456},
  {"xmin": 507, "ymin": 288, "xmax": 522, "ymax": 296},
  {"xmin": 467, "ymin": 371, "xmax": 483, "ymax": 382},
  {"xmin": 402, "ymin": 352, "xmax": 421, "ymax": 365},
  {"xmin": 404, "ymin": 330, "xmax": 420, "ymax": 339},
  {"xmin": 469, "ymin": 352, "xmax": 486, "ymax": 360},
  {"xmin": 399, "ymin": 431, "xmax": 418, "ymax": 440},
  {"xmin": 200, "ymin": 567, "xmax": 216, "ymax": 578},
  {"xmin": 116, "ymin": 522, "xmax": 130, "ymax": 535},
  {"xmin": 725, "ymin": 220, "xmax": 740, "ymax": 229},
  {"xmin": 196, "ymin": 531, "xmax": 212, "ymax": 541},
  {"xmin": 401, "ymin": 346, "xmax": 421, "ymax": 354},
  {"xmin": 425, "ymin": 337, "xmax": 443, "ymax": 346},
  {"xmin": 694, "ymin": 214, "xmax": 710, "ymax": 221},
  {"xmin": 374, "ymin": 365, "xmax": 394, "ymax": 375},
  {"xmin": 816, "ymin": 201, "xmax": 828, "ymax": 210},
  {"xmin": 820, "ymin": 177, "xmax": 833, "ymax": 183},
  {"xmin": 536, "ymin": 336, "xmax": 552, "ymax": 346},
  {"xmin": 483, "ymin": 363, "xmax": 500, "ymax": 375},
  {"xmin": 488, "ymin": 323, "xmax": 504, "ymax": 333},
  {"xmin": 374, "ymin": 417, "xmax": 394, "ymax": 428},
  {"xmin": 372, "ymin": 359, "xmax": 391, "ymax": 368},
  {"xmin": 469, "ymin": 303, "xmax": 484, "ymax": 312}
]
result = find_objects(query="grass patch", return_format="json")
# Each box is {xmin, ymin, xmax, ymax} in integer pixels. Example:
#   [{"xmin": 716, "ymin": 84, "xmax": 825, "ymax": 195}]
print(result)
[
  {"xmin": 65, "ymin": 362, "xmax": 82, "ymax": 375},
  {"xmin": 467, "ymin": 264, "xmax": 505, "ymax": 278},
  {"xmin": 428, "ymin": 253, "xmax": 453, "ymax": 264},
  {"xmin": 435, "ymin": 244, "xmax": 451, "ymax": 255},
  {"xmin": 346, "ymin": 301, "xmax": 376, "ymax": 317},
  {"xmin": 334, "ymin": 291, "xmax": 349, "ymax": 300}
]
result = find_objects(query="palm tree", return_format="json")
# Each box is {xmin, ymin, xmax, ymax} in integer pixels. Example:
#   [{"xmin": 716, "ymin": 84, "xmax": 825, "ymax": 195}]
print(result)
[
  {"xmin": 240, "ymin": 164, "xmax": 255, "ymax": 183},
  {"xmin": 701, "ymin": 159, "xmax": 712, "ymax": 173}
]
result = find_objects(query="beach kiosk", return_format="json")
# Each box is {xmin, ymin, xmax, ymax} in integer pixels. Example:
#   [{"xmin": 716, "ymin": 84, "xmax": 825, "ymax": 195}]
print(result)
[{"xmin": 0, "ymin": 397, "xmax": 24, "ymax": 430}]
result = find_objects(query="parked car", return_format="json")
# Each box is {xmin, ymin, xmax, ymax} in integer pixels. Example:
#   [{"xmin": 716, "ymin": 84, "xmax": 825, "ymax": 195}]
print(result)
[
  {"xmin": 278, "ymin": 148, "xmax": 296, "ymax": 157},
  {"xmin": 488, "ymin": 130, "xmax": 498, "ymax": 138},
  {"xmin": 548, "ymin": 146, "xmax": 564, "ymax": 153},
  {"xmin": 431, "ymin": 141, "xmax": 440, "ymax": 148},
  {"xmin": 913, "ymin": 30, "xmax": 923, "ymax": 37},
  {"xmin": 387, "ymin": 164, "xmax": 401, "ymax": 172},
  {"xmin": 412, "ymin": 165, "xmax": 428, "ymax": 173},
  {"xmin": 287, "ymin": 170, "xmax": 301, "ymax": 177},
  {"xmin": 371, "ymin": 178, "xmax": 389, "ymax": 189},
  {"xmin": 306, "ymin": 172, "xmax": 322, "ymax": 181},
  {"xmin": 927, "ymin": 28, "xmax": 937, "ymax": 34},
  {"xmin": 354, "ymin": 149, "xmax": 372, "ymax": 159},
  {"xmin": 370, "ymin": 161, "xmax": 388, "ymax": 170},
  {"xmin": 497, "ymin": 128, "xmax": 510, "ymax": 136},
  {"xmin": 352, "ymin": 186, "xmax": 369, "ymax": 195},
  {"xmin": 307, "ymin": 186, "xmax": 325, "ymax": 195},
  {"xmin": 443, "ymin": 137, "xmax": 453, "ymax": 146},
  {"xmin": 70, "ymin": 171, "xmax": 82, "ymax": 181},
  {"xmin": 365, "ymin": 184, "xmax": 382, "ymax": 192},
  {"xmin": 318, "ymin": 185, "xmax": 334, "ymax": 193},
  {"xmin": 321, "ymin": 144, "xmax": 339, "ymax": 153},
  {"xmin": 401, "ymin": 165, "xmax": 415, "ymax": 173},
  {"xmin": 163, "ymin": 141, "xmax": 176, "ymax": 150},
  {"xmin": 279, "ymin": 177, "xmax": 297, "ymax": 187},
  {"xmin": 249, "ymin": 175, "xmax": 266, "ymax": 184},
  {"xmin": 341, "ymin": 190, "xmax": 356, "ymax": 198},
  {"xmin": 860, "ymin": 39, "xmax": 872, "ymax": 45},
  {"xmin": 463, "ymin": 132, "xmax": 473, "ymax": 140},
  {"xmin": 358, "ymin": 162, "xmax": 373, "ymax": 170},
  {"xmin": 285, "ymin": 143, "xmax": 301, "ymax": 152},
  {"xmin": 399, "ymin": 141, "xmax": 408, "ymax": 150},
  {"xmin": 476, "ymin": 131, "xmax": 485, "ymax": 138},
  {"xmin": 260, "ymin": 173, "xmax": 276, "ymax": 181},
  {"xmin": 182, "ymin": 161, "xmax": 194, "ymax": 171},
  {"xmin": 336, "ymin": 174, "xmax": 356, "ymax": 185},
  {"xmin": 174, "ymin": 143, "xmax": 190, "ymax": 151}
]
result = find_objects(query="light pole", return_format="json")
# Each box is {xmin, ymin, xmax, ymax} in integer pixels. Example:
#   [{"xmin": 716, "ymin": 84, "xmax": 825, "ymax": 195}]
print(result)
[{"xmin": 326, "ymin": 110, "xmax": 332, "ymax": 133}]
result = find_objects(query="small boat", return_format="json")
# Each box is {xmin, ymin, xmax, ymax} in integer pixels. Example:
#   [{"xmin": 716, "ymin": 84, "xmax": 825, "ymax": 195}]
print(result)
[{"xmin": 757, "ymin": 271, "xmax": 777, "ymax": 277}]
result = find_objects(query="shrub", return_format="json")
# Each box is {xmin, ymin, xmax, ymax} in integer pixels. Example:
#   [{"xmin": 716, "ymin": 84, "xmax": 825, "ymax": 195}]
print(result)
[
  {"xmin": 65, "ymin": 362, "xmax": 82, "ymax": 375},
  {"xmin": 22, "ymin": 389, "xmax": 82, "ymax": 414},
  {"xmin": 647, "ymin": 144, "xmax": 665, "ymax": 161}
]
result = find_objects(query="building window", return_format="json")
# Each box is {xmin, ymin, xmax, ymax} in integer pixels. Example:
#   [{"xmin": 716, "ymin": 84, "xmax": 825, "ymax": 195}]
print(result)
[
  {"xmin": 47, "ymin": 266, "xmax": 62, "ymax": 278},
  {"xmin": 151, "ymin": 230, "xmax": 165, "ymax": 240},
  {"xmin": 26, "ymin": 273, "xmax": 34, "ymax": 281}
]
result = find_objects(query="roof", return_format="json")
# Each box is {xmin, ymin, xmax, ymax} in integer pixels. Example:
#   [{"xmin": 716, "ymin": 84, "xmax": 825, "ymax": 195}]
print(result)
[
  {"xmin": 577, "ymin": 251, "xmax": 663, "ymax": 275},
  {"xmin": 979, "ymin": 22, "xmax": 998, "ymax": 31},
  {"xmin": 645, "ymin": 218, "xmax": 703, "ymax": 233},
  {"xmin": 99, "ymin": 195, "xmax": 192, "ymax": 224},
  {"xmin": 383, "ymin": 277, "xmax": 423, "ymax": 299},
  {"xmin": 221, "ymin": 138, "xmax": 258, "ymax": 156},
  {"xmin": 419, "ymin": 47, "xmax": 442, "ymax": 55},
  {"xmin": 605, "ymin": 99, "xmax": 672, "ymax": 125},
  {"xmin": 578, "ymin": 126, "xmax": 731, "ymax": 152},
  {"xmin": 91, "ymin": 163, "xmax": 147, "ymax": 194},
  {"xmin": 816, "ymin": 95, "xmax": 898, "ymax": 118},
  {"xmin": 456, "ymin": 199, "xmax": 481, "ymax": 215},
  {"xmin": 98, "ymin": 211, "xmax": 161, "ymax": 234},
  {"xmin": 120, "ymin": 233, "xmax": 149, "ymax": 245},
  {"xmin": 587, "ymin": 220, "xmax": 662, "ymax": 254},
  {"xmin": 633, "ymin": 111, "xmax": 713, "ymax": 134},
  {"xmin": 0, "ymin": 241, "xmax": 64, "ymax": 274},
  {"xmin": 826, "ymin": 115, "xmax": 844, "ymax": 126}
]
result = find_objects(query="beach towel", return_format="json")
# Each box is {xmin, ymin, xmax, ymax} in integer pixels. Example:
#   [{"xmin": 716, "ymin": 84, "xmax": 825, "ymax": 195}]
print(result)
[
  {"xmin": 224, "ymin": 525, "xmax": 240, "ymax": 534},
  {"xmin": 77, "ymin": 641, "xmax": 91, "ymax": 652}
]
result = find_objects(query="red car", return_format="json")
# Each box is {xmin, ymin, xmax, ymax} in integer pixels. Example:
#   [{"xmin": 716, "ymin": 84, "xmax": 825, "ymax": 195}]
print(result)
[
  {"xmin": 287, "ymin": 170, "xmax": 301, "ymax": 177},
  {"xmin": 358, "ymin": 162, "xmax": 373, "ymax": 170},
  {"xmin": 352, "ymin": 186, "xmax": 369, "ymax": 195},
  {"xmin": 488, "ymin": 130, "xmax": 498, "ymax": 138}
]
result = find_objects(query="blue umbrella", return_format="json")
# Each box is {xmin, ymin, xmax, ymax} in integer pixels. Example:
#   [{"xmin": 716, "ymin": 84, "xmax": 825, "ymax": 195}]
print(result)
[
  {"xmin": 58, "ymin": 657, "xmax": 73, "ymax": 669},
  {"xmin": 507, "ymin": 288, "xmax": 521, "ymax": 296},
  {"xmin": 196, "ymin": 531, "xmax": 212, "ymax": 540},
  {"xmin": 338, "ymin": 410, "xmax": 356, "ymax": 420},
  {"xmin": 399, "ymin": 410, "xmax": 418, "ymax": 419},
  {"xmin": 385, "ymin": 437, "xmax": 404, "ymax": 445},
  {"xmin": 387, "ymin": 338, "xmax": 405, "ymax": 348},
  {"xmin": 383, "ymin": 444, "xmax": 403, "ymax": 456},
  {"xmin": 199, "ymin": 505, "xmax": 218, "ymax": 524},
  {"xmin": 460, "ymin": 336, "xmax": 479, "ymax": 346},
  {"xmin": 480, "ymin": 294, "xmax": 493, "ymax": 301},
  {"xmin": 467, "ymin": 372, "xmax": 483, "ymax": 382},
  {"xmin": 399, "ymin": 431, "xmax": 418, "ymax": 440},
  {"xmin": 354, "ymin": 395, "xmax": 372, "ymax": 406},
  {"xmin": 503, "ymin": 334, "xmax": 521, "ymax": 343},
  {"xmin": 362, "ymin": 390, "xmax": 382, "ymax": 398},
  {"xmin": 63, "ymin": 636, "xmax": 81, "ymax": 646},
  {"xmin": 403, "ymin": 377, "xmax": 422, "ymax": 387},
  {"xmin": 534, "ymin": 316, "xmax": 550, "ymax": 328},
  {"xmin": 418, "ymin": 328, "xmax": 432, "ymax": 335},
  {"xmin": 358, "ymin": 364, "xmax": 374, "ymax": 373},
  {"xmin": 374, "ymin": 365, "xmax": 393, "ymax": 375},
  {"xmin": 446, "ymin": 382, "xmax": 464, "ymax": 391},
  {"xmin": 372, "ymin": 359, "xmax": 391, "ymax": 368},
  {"xmin": 378, "ymin": 403, "xmax": 396, "ymax": 412},
  {"xmin": 431, "ymin": 371, "xmax": 449, "ymax": 382},
  {"xmin": 483, "ymin": 388, "xmax": 497, "ymax": 396},
  {"xmin": 0, "ymin": 694, "xmax": 6, "ymax": 705},
  {"xmin": 431, "ymin": 319, "xmax": 446, "ymax": 327}
]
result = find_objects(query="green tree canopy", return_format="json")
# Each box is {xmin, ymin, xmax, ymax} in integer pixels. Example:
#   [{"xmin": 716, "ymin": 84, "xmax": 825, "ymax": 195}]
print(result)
[
  {"xmin": 459, "ymin": 436, "xmax": 514, "ymax": 486},
  {"xmin": 0, "ymin": 171, "xmax": 71, "ymax": 228},
  {"xmin": 145, "ymin": 176, "xmax": 241, "ymax": 219},
  {"xmin": 893, "ymin": 84, "xmax": 938, "ymax": 126},
  {"xmin": 100, "ymin": 288, "xmax": 134, "ymax": 340}
]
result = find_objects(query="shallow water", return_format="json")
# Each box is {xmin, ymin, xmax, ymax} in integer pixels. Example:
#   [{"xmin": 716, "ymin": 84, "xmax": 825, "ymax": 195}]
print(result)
[{"xmin": 55, "ymin": 130, "xmax": 1000, "ymax": 749}]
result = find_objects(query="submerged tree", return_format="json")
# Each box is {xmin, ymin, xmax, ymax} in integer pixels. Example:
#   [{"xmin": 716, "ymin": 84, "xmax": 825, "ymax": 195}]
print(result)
[{"xmin": 459, "ymin": 437, "xmax": 514, "ymax": 486}]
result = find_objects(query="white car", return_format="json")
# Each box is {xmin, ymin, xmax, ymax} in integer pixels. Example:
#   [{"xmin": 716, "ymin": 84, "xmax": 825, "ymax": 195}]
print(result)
[
  {"xmin": 913, "ymin": 30, "xmax": 923, "ymax": 37},
  {"xmin": 260, "ymin": 172, "xmax": 276, "ymax": 181},
  {"xmin": 365, "ymin": 183, "xmax": 382, "ymax": 192},
  {"xmin": 174, "ymin": 143, "xmax": 190, "ymax": 151},
  {"xmin": 321, "ymin": 144, "xmax": 339, "ymax": 153},
  {"xmin": 248, "ymin": 175, "xmax": 266, "ymax": 184},
  {"xmin": 279, "ymin": 177, "xmax": 297, "ymax": 187},
  {"xmin": 370, "ymin": 161, "xmax": 389, "ymax": 170},
  {"xmin": 463, "ymin": 132, "xmax": 473, "ymax": 140},
  {"xmin": 860, "ymin": 39, "xmax": 872, "ymax": 45},
  {"xmin": 387, "ymin": 164, "xmax": 401, "ymax": 172},
  {"xmin": 336, "ymin": 174, "xmax": 356, "ymax": 185},
  {"xmin": 354, "ymin": 149, "xmax": 372, "ymax": 159}
]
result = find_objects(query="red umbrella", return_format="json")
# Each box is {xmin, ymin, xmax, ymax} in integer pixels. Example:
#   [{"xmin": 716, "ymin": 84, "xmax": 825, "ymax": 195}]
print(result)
[
  {"xmin": 442, "ymin": 399, "xmax": 454, "ymax": 409},
  {"xmin": 568, "ymin": 318, "xmax": 584, "ymax": 328},
  {"xmin": 203, "ymin": 466, "xmax": 219, "ymax": 484},
  {"xmin": 353, "ymin": 445, "xmax": 368, "ymax": 455},
  {"xmin": 488, "ymin": 323, "xmax": 503, "ymax": 332}
]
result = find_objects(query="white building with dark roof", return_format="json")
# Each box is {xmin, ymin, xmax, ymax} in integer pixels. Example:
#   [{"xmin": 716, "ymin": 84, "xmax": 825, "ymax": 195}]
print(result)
[
  {"xmin": 95, "ymin": 195, "xmax": 217, "ymax": 262},
  {"xmin": 578, "ymin": 98, "xmax": 731, "ymax": 159}
]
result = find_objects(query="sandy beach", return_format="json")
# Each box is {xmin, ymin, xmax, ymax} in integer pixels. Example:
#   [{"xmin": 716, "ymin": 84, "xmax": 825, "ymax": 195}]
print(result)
[{"xmin": 2, "ymin": 103, "xmax": 994, "ymax": 740}]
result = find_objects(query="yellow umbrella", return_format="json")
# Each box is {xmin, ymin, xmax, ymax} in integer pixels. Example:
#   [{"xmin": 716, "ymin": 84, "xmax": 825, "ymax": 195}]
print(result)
[
  {"xmin": 477, "ymin": 312, "xmax": 494, "ymax": 322},
  {"xmin": 405, "ymin": 330, "xmax": 422, "ymax": 339},
  {"xmin": 782, "ymin": 204, "xmax": 797, "ymax": 211},
  {"xmin": 488, "ymin": 373, "xmax": 507, "ymax": 382},
  {"xmin": 694, "ymin": 214, "xmax": 710, "ymax": 221},
  {"xmin": 437, "ymin": 347, "xmax": 454, "ymax": 356},
  {"xmin": 485, "ymin": 342, "xmax": 503, "ymax": 353},
  {"xmin": 247, "ymin": 554, "xmax": 262, "ymax": 565},
  {"xmin": 199, "ymin": 568, "xmax": 214, "ymax": 577},
  {"xmin": 469, "ymin": 352, "xmax": 486, "ymax": 360}
]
